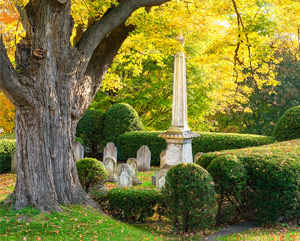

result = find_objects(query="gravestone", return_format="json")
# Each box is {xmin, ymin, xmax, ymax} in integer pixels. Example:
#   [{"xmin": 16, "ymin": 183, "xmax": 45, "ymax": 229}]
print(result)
[
  {"xmin": 117, "ymin": 163, "xmax": 132, "ymax": 188},
  {"xmin": 137, "ymin": 145, "xmax": 151, "ymax": 172},
  {"xmin": 11, "ymin": 151, "xmax": 17, "ymax": 174},
  {"xmin": 103, "ymin": 157, "xmax": 117, "ymax": 183},
  {"xmin": 194, "ymin": 152, "xmax": 205, "ymax": 162},
  {"xmin": 156, "ymin": 168, "xmax": 169, "ymax": 190},
  {"xmin": 74, "ymin": 141, "xmax": 84, "ymax": 162},
  {"xmin": 103, "ymin": 142, "xmax": 117, "ymax": 162},
  {"xmin": 127, "ymin": 158, "xmax": 141, "ymax": 186}
]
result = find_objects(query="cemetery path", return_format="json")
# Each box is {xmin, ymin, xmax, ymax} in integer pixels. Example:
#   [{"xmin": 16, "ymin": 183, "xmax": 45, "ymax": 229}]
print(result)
[{"xmin": 205, "ymin": 222, "xmax": 257, "ymax": 241}]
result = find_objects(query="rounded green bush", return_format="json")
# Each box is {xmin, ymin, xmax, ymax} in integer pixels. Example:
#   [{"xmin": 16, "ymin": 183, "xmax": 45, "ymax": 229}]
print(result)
[
  {"xmin": 207, "ymin": 155, "xmax": 247, "ymax": 198},
  {"xmin": 104, "ymin": 103, "xmax": 144, "ymax": 143},
  {"xmin": 273, "ymin": 106, "xmax": 300, "ymax": 141},
  {"xmin": 76, "ymin": 109, "xmax": 106, "ymax": 155},
  {"xmin": 107, "ymin": 188, "xmax": 159, "ymax": 223},
  {"xmin": 76, "ymin": 158, "xmax": 108, "ymax": 192},
  {"xmin": 162, "ymin": 163, "xmax": 217, "ymax": 233}
]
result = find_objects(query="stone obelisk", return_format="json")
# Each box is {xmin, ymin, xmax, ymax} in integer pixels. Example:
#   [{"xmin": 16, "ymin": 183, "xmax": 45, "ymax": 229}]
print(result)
[{"xmin": 159, "ymin": 36, "xmax": 199, "ymax": 169}]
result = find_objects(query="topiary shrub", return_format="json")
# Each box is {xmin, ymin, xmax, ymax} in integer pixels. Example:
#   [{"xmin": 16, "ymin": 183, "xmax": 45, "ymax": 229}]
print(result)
[
  {"xmin": 106, "ymin": 188, "xmax": 159, "ymax": 223},
  {"xmin": 196, "ymin": 139, "xmax": 300, "ymax": 223},
  {"xmin": 196, "ymin": 153, "xmax": 219, "ymax": 169},
  {"xmin": 76, "ymin": 158, "xmax": 108, "ymax": 192},
  {"xmin": 76, "ymin": 109, "xmax": 106, "ymax": 156},
  {"xmin": 273, "ymin": 105, "xmax": 300, "ymax": 141},
  {"xmin": 242, "ymin": 154, "xmax": 300, "ymax": 223},
  {"xmin": 207, "ymin": 155, "xmax": 247, "ymax": 224},
  {"xmin": 207, "ymin": 155, "xmax": 247, "ymax": 199},
  {"xmin": 0, "ymin": 139, "xmax": 16, "ymax": 174},
  {"xmin": 161, "ymin": 163, "xmax": 217, "ymax": 233},
  {"xmin": 104, "ymin": 103, "xmax": 144, "ymax": 144}
]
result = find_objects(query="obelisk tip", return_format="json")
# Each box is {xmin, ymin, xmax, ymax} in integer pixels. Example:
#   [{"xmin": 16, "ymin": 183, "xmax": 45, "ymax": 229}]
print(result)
[{"xmin": 176, "ymin": 34, "xmax": 185, "ymax": 47}]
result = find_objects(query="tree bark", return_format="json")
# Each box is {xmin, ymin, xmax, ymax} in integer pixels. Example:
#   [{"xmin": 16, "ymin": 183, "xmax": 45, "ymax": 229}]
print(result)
[{"xmin": 0, "ymin": 0, "xmax": 169, "ymax": 211}]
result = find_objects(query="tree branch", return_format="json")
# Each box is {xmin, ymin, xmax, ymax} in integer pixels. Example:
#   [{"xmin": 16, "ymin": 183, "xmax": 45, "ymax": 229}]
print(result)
[
  {"xmin": 76, "ymin": 0, "xmax": 169, "ymax": 59},
  {"xmin": 0, "ymin": 36, "xmax": 35, "ymax": 107},
  {"xmin": 73, "ymin": 23, "xmax": 134, "ymax": 118},
  {"xmin": 14, "ymin": 1, "xmax": 28, "ymax": 32}
]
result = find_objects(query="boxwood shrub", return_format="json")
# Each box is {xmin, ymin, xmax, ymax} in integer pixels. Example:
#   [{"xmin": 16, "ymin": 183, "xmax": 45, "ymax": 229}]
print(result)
[
  {"xmin": 76, "ymin": 158, "xmax": 108, "ymax": 192},
  {"xmin": 76, "ymin": 109, "xmax": 106, "ymax": 155},
  {"xmin": 161, "ymin": 163, "xmax": 217, "ymax": 233},
  {"xmin": 273, "ymin": 105, "xmax": 300, "ymax": 141},
  {"xmin": 116, "ymin": 131, "xmax": 274, "ymax": 166},
  {"xmin": 196, "ymin": 139, "xmax": 300, "ymax": 223},
  {"xmin": 0, "ymin": 139, "xmax": 16, "ymax": 174},
  {"xmin": 104, "ymin": 103, "xmax": 144, "ymax": 144},
  {"xmin": 106, "ymin": 188, "xmax": 160, "ymax": 223}
]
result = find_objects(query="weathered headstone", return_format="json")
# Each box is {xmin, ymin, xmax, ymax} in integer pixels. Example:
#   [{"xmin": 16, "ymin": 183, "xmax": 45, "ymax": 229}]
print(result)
[
  {"xmin": 11, "ymin": 151, "xmax": 17, "ymax": 174},
  {"xmin": 152, "ymin": 173, "xmax": 157, "ymax": 186},
  {"xmin": 194, "ymin": 152, "xmax": 205, "ymax": 163},
  {"xmin": 156, "ymin": 168, "xmax": 169, "ymax": 190},
  {"xmin": 74, "ymin": 141, "xmax": 84, "ymax": 162},
  {"xmin": 127, "ymin": 158, "xmax": 141, "ymax": 186},
  {"xmin": 103, "ymin": 157, "xmax": 117, "ymax": 183},
  {"xmin": 117, "ymin": 163, "xmax": 132, "ymax": 188},
  {"xmin": 103, "ymin": 142, "xmax": 117, "ymax": 162},
  {"xmin": 137, "ymin": 145, "xmax": 151, "ymax": 172}
]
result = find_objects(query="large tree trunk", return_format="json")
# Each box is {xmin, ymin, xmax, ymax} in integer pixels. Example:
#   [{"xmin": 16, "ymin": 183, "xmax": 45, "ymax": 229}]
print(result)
[
  {"xmin": 14, "ymin": 102, "xmax": 95, "ymax": 211},
  {"xmin": 0, "ymin": 0, "xmax": 169, "ymax": 211}
]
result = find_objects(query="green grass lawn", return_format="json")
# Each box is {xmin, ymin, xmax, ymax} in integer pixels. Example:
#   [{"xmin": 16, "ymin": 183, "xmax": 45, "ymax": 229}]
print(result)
[
  {"xmin": 0, "ymin": 204, "xmax": 181, "ymax": 240},
  {"xmin": 2, "ymin": 168, "xmax": 300, "ymax": 240},
  {"xmin": 220, "ymin": 227, "xmax": 300, "ymax": 240}
]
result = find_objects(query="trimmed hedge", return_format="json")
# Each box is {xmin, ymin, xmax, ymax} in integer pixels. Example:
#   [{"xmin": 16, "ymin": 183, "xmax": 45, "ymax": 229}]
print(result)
[
  {"xmin": 106, "ymin": 188, "xmax": 159, "ymax": 223},
  {"xmin": 117, "ymin": 131, "xmax": 166, "ymax": 166},
  {"xmin": 196, "ymin": 139, "xmax": 300, "ymax": 223},
  {"xmin": 273, "ymin": 105, "xmax": 300, "ymax": 141},
  {"xmin": 104, "ymin": 103, "xmax": 144, "ymax": 144},
  {"xmin": 116, "ymin": 131, "xmax": 274, "ymax": 166},
  {"xmin": 161, "ymin": 163, "xmax": 217, "ymax": 232},
  {"xmin": 0, "ymin": 139, "xmax": 16, "ymax": 174}
]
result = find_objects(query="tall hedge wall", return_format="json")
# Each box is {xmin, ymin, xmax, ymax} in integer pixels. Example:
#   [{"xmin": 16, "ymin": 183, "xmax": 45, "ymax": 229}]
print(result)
[
  {"xmin": 0, "ymin": 139, "xmax": 16, "ymax": 174},
  {"xmin": 116, "ymin": 131, "xmax": 274, "ymax": 166},
  {"xmin": 195, "ymin": 139, "xmax": 300, "ymax": 223}
]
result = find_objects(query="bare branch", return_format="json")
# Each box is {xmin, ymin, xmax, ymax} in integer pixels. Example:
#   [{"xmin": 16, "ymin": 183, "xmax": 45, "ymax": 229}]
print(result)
[
  {"xmin": 0, "ymin": 36, "xmax": 36, "ymax": 107},
  {"xmin": 76, "ymin": 0, "xmax": 169, "ymax": 59},
  {"xmin": 13, "ymin": 1, "xmax": 28, "ymax": 32}
]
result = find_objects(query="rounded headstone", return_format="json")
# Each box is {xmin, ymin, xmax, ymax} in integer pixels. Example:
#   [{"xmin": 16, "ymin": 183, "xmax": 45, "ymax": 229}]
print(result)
[
  {"xmin": 137, "ymin": 145, "xmax": 151, "ymax": 172},
  {"xmin": 117, "ymin": 163, "xmax": 132, "ymax": 188}
]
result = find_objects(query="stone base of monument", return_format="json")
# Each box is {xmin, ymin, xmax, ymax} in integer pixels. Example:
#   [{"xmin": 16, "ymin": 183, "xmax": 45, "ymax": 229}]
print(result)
[
  {"xmin": 159, "ymin": 130, "xmax": 199, "ymax": 168},
  {"xmin": 156, "ymin": 168, "xmax": 169, "ymax": 190}
]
